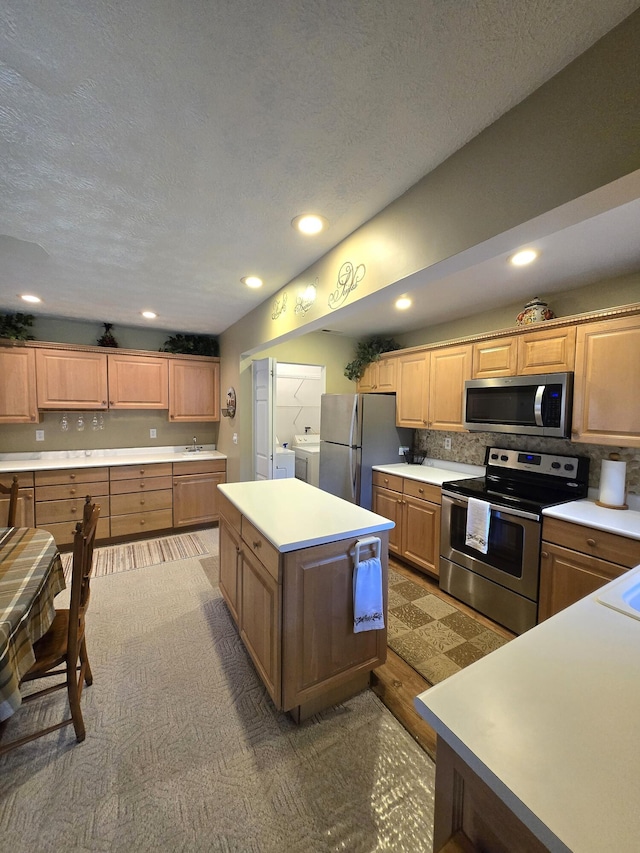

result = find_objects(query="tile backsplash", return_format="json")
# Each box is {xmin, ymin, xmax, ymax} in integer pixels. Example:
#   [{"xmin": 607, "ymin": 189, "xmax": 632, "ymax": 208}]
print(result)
[{"xmin": 415, "ymin": 430, "xmax": 640, "ymax": 496}]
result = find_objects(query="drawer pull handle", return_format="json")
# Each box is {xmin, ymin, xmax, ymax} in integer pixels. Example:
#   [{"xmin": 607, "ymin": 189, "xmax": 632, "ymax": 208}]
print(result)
[
  {"xmin": 140, "ymin": 469, "xmax": 145, "ymax": 475},
  {"xmin": 140, "ymin": 499, "xmax": 145, "ymax": 505},
  {"xmin": 418, "ymin": 487, "xmax": 424, "ymax": 494},
  {"xmin": 586, "ymin": 538, "xmax": 596, "ymax": 547},
  {"xmin": 140, "ymin": 519, "xmax": 145, "ymax": 525},
  {"xmin": 253, "ymin": 540, "xmax": 262, "ymax": 549},
  {"xmin": 384, "ymin": 478, "xmax": 389, "ymax": 484},
  {"xmin": 70, "ymin": 474, "xmax": 76, "ymax": 480},
  {"xmin": 140, "ymin": 482, "xmax": 145, "ymax": 488},
  {"xmin": 71, "ymin": 506, "xmax": 77, "ymax": 513},
  {"xmin": 70, "ymin": 488, "xmax": 76, "ymax": 495}
]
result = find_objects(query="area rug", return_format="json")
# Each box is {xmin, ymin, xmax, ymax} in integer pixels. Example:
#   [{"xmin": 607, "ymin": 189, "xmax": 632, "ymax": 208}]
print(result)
[
  {"xmin": 61, "ymin": 531, "xmax": 208, "ymax": 580},
  {"xmin": 387, "ymin": 567, "xmax": 509, "ymax": 685},
  {"xmin": 0, "ymin": 555, "xmax": 436, "ymax": 852}
]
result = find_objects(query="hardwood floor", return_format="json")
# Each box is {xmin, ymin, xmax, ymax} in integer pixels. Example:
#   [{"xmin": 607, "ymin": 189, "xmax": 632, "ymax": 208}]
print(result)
[{"xmin": 371, "ymin": 557, "xmax": 515, "ymax": 762}]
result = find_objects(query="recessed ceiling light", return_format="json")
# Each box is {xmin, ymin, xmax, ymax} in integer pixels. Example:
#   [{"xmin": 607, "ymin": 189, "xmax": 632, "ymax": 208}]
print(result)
[
  {"xmin": 292, "ymin": 214, "xmax": 328, "ymax": 235},
  {"xmin": 142, "ymin": 310, "xmax": 157, "ymax": 319},
  {"xmin": 241, "ymin": 275, "xmax": 263, "ymax": 289},
  {"xmin": 20, "ymin": 294, "xmax": 42, "ymax": 304},
  {"xmin": 510, "ymin": 249, "xmax": 539, "ymax": 266},
  {"xmin": 395, "ymin": 296, "xmax": 412, "ymax": 310}
]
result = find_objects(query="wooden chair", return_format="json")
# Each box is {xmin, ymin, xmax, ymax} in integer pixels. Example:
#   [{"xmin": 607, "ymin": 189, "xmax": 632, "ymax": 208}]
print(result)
[
  {"xmin": 0, "ymin": 497, "xmax": 101, "ymax": 755},
  {"xmin": 0, "ymin": 474, "xmax": 19, "ymax": 526}
]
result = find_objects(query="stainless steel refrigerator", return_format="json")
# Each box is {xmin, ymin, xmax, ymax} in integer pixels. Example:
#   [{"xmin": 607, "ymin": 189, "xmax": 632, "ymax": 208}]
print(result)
[{"xmin": 319, "ymin": 393, "xmax": 412, "ymax": 509}]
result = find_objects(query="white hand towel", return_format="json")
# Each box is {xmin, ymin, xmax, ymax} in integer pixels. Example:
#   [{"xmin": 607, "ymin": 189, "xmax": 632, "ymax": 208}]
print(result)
[
  {"xmin": 353, "ymin": 556, "xmax": 385, "ymax": 633},
  {"xmin": 465, "ymin": 497, "xmax": 491, "ymax": 554}
]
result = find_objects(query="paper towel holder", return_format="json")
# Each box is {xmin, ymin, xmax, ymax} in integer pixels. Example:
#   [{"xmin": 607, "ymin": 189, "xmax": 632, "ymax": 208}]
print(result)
[{"xmin": 595, "ymin": 452, "xmax": 629, "ymax": 510}]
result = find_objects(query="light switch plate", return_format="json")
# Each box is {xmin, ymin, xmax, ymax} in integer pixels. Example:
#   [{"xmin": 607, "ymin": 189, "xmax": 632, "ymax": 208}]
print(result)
[{"xmin": 36, "ymin": 429, "xmax": 45, "ymax": 441}]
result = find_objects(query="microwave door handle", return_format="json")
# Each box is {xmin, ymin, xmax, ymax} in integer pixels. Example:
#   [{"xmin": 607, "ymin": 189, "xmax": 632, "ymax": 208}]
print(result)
[{"xmin": 534, "ymin": 385, "xmax": 545, "ymax": 427}]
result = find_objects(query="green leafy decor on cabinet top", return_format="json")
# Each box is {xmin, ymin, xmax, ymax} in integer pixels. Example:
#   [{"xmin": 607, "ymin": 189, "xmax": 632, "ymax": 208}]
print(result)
[
  {"xmin": 344, "ymin": 335, "xmax": 402, "ymax": 381},
  {"xmin": 160, "ymin": 333, "xmax": 219, "ymax": 357},
  {"xmin": 0, "ymin": 312, "xmax": 35, "ymax": 340}
]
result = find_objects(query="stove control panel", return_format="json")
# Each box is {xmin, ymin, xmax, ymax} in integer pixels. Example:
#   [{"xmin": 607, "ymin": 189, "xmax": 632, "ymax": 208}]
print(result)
[{"xmin": 485, "ymin": 447, "xmax": 586, "ymax": 480}]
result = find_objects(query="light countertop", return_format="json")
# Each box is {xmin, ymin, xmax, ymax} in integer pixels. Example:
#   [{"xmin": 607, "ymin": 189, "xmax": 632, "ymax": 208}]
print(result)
[
  {"xmin": 414, "ymin": 563, "xmax": 640, "ymax": 853},
  {"xmin": 0, "ymin": 445, "xmax": 226, "ymax": 473},
  {"xmin": 218, "ymin": 478, "xmax": 393, "ymax": 553},
  {"xmin": 372, "ymin": 458, "xmax": 485, "ymax": 486},
  {"xmin": 543, "ymin": 498, "xmax": 640, "ymax": 540}
]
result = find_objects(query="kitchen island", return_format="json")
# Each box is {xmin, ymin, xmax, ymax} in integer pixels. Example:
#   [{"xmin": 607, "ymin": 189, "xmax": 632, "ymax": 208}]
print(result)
[
  {"xmin": 414, "ymin": 562, "xmax": 640, "ymax": 852},
  {"xmin": 217, "ymin": 478, "xmax": 393, "ymax": 722}
]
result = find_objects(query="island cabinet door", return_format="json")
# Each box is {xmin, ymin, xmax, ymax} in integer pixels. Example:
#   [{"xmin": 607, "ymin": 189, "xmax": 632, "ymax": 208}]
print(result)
[
  {"xmin": 281, "ymin": 534, "xmax": 388, "ymax": 713},
  {"xmin": 239, "ymin": 546, "xmax": 282, "ymax": 708},
  {"xmin": 219, "ymin": 517, "xmax": 241, "ymax": 625}
]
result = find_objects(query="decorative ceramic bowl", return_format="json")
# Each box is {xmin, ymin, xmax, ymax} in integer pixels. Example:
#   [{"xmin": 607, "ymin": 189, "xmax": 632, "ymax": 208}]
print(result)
[{"xmin": 516, "ymin": 297, "xmax": 555, "ymax": 325}]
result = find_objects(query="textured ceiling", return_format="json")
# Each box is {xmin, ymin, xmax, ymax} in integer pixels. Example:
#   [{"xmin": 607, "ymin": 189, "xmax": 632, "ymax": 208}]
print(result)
[{"xmin": 1, "ymin": 0, "xmax": 639, "ymax": 337}]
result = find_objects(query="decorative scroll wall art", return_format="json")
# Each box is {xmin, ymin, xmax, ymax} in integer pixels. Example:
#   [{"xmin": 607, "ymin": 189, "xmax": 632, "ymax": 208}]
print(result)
[
  {"xmin": 271, "ymin": 292, "xmax": 288, "ymax": 320},
  {"xmin": 294, "ymin": 279, "xmax": 318, "ymax": 315},
  {"xmin": 328, "ymin": 261, "xmax": 366, "ymax": 310}
]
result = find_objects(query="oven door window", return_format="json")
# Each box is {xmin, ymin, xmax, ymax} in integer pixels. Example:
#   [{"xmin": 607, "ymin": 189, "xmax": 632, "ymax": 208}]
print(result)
[{"xmin": 449, "ymin": 503, "xmax": 524, "ymax": 578}]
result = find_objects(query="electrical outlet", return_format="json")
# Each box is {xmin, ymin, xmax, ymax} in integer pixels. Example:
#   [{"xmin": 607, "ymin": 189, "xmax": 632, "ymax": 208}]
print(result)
[
  {"xmin": 399, "ymin": 445, "xmax": 409, "ymax": 456},
  {"xmin": 149, "ymin": 428, "xmax": 157, "ymax": 438},
  {"xmin": 36, "ymin": 429, "xmax": 45, "ymax": 441},
  {"xmin": 444, "ymin": 437, "xmax": 452, "ymax": 450},
  {"xmin": 233, "ymin": 433, "xmax": 238, "ymax": 444}
]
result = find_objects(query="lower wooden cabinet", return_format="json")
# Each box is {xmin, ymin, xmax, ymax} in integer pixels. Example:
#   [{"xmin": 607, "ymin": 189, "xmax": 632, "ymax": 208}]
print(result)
[
  {"xmin": 218, "ymin": 492, "xmax": 388, "ymax": 721},
  {"xmin": 0, "ymin": 472, "xmax": 35, "ymax": 527},
  {"xmin": 372, "ymin": 472, "xmax": 441, "ymax": 577},
  {"xmin": 173, "ymin": 459, "xmax": 226, "ymax": 527},
  {"xmin": 35, "ymin": 466, "xmax": 111, "ymax": 546},
  {"xmin": 538, "ymin": 517, "xmax": 640, "ymax": 621}
]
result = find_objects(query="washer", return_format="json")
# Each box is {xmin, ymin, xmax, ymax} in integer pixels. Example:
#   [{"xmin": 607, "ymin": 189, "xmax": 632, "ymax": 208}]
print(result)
[{"xmin": 292, "ymin": 434, "xmax": 320, "ymax": 487}]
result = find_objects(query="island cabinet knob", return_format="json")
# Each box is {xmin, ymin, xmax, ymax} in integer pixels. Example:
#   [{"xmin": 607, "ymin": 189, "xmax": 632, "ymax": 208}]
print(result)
[
  {"xmin": 541, "ymin": 550, "xmax": 549, "ymax": 559},
  {"xmin": 586, "ymin": 538, "xmax": 596, "ymax": 547},
  {"xmin": 384, "ymin": 478, "xmax": 389, "ymax": 484},
  {"xmin": 397, "ymin": 498, "xmax": 402, "ymax": 504},
  {"xmin": 253, "ymin": 540, "xmax": 262, "ymax": 549},
  {"xmin": 418, "ymin": 487, "xmax": 424, "ymax": 494}
]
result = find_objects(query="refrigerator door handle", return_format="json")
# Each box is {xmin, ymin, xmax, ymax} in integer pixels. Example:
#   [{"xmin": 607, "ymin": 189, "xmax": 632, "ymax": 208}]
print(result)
[
  {"xmin": 349, "ymin": 395, "xmax": 358, "ymax": 447},
  {"xmin": 349, "ymin": 446, "xmax": 358, "ymax": 503}
]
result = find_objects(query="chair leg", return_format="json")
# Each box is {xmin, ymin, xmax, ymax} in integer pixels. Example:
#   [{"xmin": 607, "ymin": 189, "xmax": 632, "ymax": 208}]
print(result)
[
  {"xmin": 67, "ymin": 667, "xmax": 86, "ymax": 743},
  {"xmin": 80, "ymin": 638, "xmax": 93, "ymax": 686}
]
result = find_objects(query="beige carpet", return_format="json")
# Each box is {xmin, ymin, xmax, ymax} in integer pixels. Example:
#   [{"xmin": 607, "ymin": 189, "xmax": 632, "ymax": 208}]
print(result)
[
  {"xmin": 388, "ymin": 567, "xmax": 509, "ymax": 685},
  {"xmin": 0, "ymin": 537, "xmax": 435, "ymax": 852},
  {"xmin": 61, "ymin": 531, "xmax": 208, "ymax": 579}
]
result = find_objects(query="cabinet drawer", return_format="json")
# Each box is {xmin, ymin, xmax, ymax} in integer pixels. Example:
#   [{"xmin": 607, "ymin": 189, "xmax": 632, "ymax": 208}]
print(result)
[
  {"xmin": 109, "ymin": 462, "xmax": 173, "ymax": 480},
  {"xmin": 36, "ymin": 494, "xmax": 110, "ymax": 525},
  {"xmin": 219, "ymin": 492, "xmax": 241, "ymax": 534},
  {"xmin": 0, "ymin": 472, "xmax": 34, "ymax": 488},
  {"xmin": 542, "ymin": 517, "xmax": 640, "ymax": 568},
  {"xmin": 372, "ymin": 471, "xmax": 403, "ymax": 493},
  {"xmin": 241, "ymin": 518, "xmax": 281, "ymax": 582},
  {"xmin": 36, "ymin": 480, "xmax": 109, "ymax": 501},
  {"xmin": 110, "ymin": 508, "xmax": 173, "ymax": 538},
  {"xmin": 40, "ymin": 516, "xmax": 111, "ymax": 547},
  {"xmin": 173, "ymin": 459, "xmax": 226, "ymax": 476},
  {"xmin": 110, "ymin": 489, "xmax": 172, "ymax": 516},
  {"xmin": 403, "ymin": 478, "xmax": 441, "ymax": 504},
  {"xmin": 35, "ymin": 467, "xmax": 109, "ymax": 486},
  {"xmin": 109, "ymin": 475, "xmax": 173, "ymax": 495}
]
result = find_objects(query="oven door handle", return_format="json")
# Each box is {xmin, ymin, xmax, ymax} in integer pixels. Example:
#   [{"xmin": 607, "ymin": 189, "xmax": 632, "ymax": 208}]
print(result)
[{"xmin": 441, "ymin": 490, "xmax": 541, "ymax": 522}]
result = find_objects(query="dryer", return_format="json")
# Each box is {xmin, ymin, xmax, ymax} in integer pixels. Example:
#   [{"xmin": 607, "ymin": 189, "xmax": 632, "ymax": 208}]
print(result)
[{"xmin": 292, "ymin": 434, "xmax": 320, "ymax": 487}]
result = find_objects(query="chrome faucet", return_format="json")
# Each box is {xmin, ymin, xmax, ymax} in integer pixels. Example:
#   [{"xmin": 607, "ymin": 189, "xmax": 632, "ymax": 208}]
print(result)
[{"xmin": 187, "ymin": 436, "xmax": 200, "ymax": 452}]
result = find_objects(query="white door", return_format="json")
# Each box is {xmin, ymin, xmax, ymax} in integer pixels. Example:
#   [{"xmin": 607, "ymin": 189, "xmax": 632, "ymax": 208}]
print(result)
[{"xmin": 252, "ymin": 357, "xmax": 276, "ymax": 480}]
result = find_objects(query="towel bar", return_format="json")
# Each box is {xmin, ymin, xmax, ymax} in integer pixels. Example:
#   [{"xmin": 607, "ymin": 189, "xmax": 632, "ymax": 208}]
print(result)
[{"xmin": 352, "ymin": 536, "xmax": 381, "ymax": 565}]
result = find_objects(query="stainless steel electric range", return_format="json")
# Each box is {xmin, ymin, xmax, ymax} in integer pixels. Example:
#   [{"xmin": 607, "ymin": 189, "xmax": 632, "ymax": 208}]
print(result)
[{"xmin": 440, "ymin": 446, "xmax": 590, "ymax": 634}]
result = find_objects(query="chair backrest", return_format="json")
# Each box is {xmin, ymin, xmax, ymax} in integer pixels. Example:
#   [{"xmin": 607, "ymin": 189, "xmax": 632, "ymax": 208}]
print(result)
[
  {"xmin": 0, "ymin": 475, "xmax": 19, "ymax": 526},
  {"xmin": 68, "ymin": 498, "xmax": 101, "ymax": 651}
]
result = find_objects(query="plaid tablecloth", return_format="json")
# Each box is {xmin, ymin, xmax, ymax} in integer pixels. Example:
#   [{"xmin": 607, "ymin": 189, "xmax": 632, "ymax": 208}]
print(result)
[{"xmin": 0, "ymin": 527, "xmax": 66, "ymax": 722}]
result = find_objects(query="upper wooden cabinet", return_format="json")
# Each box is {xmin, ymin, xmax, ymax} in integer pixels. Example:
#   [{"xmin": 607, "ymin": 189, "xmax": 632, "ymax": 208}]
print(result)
[
  {"xmin": 396, "ymin": 350, "xmax": 430, "ymax": 427},
  {"xmin": 572, "ymin": 314, "xmax": 640, "ymax": 447},
  {"xmin": 0, "ymin": 347, "xmax": 39, "ymax": 423},
  {"xmin": 36, "ymin": 348, "xmax": 108, "ymax": 410},
  {"xmin": 356, "ymin": 355, "xmax": 397, "ymax": 393},
  {"xmin": 472, "ymin": 326, "xmax": 576, "ymax": 378},
  {"xmin": 107, "ymin": 353, "xmax": 168, "ymax": 409},
  {"xmin": 428, "ymin": 344, "xmax": 472, "ymax": 431},
  {"xmin": 169, "ymin": 357, "xmax": 220, "ymax": 422}
]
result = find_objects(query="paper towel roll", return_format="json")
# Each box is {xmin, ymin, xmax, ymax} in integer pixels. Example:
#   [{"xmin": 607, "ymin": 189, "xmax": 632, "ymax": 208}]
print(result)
[{"xmin": 598, "ymin": 458, "xmax": 627, "ymax": 508}]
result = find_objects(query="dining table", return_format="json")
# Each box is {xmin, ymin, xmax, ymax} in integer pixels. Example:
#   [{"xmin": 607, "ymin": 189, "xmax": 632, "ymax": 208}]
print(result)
[{"xmin": 0, "ymin": 527, "xmax": 66, "ymax": 722}]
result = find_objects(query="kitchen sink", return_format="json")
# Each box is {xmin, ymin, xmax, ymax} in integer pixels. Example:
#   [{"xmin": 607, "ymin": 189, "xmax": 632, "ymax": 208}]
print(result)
[{"xmin": 596, "ymin": 569, "xmax": 640, "ymax": 622}]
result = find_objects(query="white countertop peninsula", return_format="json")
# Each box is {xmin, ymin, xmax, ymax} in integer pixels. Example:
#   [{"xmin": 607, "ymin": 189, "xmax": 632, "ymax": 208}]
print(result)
[
  {"xmin": 372, "ymin": 458, "xmax": 485, "ymax": 486},
  {"xmin": 415, "ymin": 563, "xmax": 640, "ymax": 853},
  {"xmin": 0, "ymin": 445, "xmax": 225, "ymax": 474},
  {"xmin": 218, "ymin": 477, "xmax": 393, "ymax": 553}
]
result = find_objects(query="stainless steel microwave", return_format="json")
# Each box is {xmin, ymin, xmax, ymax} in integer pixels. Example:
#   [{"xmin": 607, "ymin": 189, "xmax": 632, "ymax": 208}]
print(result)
[{"xmin": 463, "ymin": 372, "xmax": 573, "ymax": 438}]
